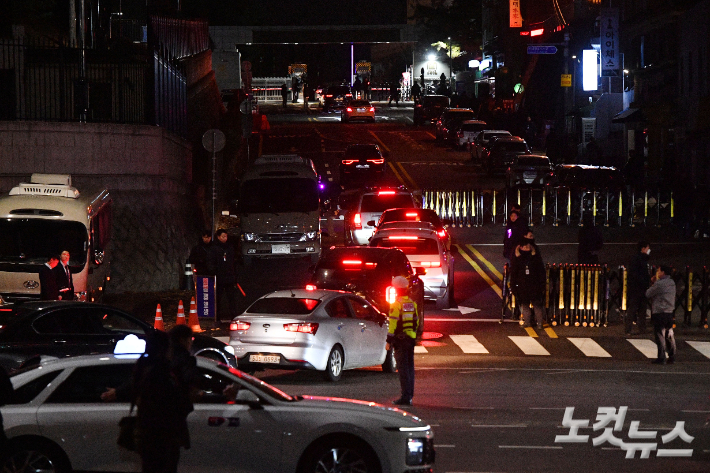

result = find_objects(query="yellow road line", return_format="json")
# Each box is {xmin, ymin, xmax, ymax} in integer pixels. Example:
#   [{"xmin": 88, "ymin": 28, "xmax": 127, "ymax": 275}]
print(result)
[
  {"xmin": 466, "ymin": 245, "xmax": 503, "ymax": 280},
  {"xmin": 544, "ymin": 327, "xmax": 558, "ymax": 338},
  {"xmin": 388, "ymin": 162, "xmax": 408, "ymax": 187},
  {"xmin": 368, "ymin": 130, "xmax": 391, "ymax": 154},
  {"xmin": 525, "ymin": 327, "xmax": 538, "ymax": 338},
  {"xmin": 396, "ymin": 162, "xmax": 418, "ymax": 189},
  {"xmin": 453, "ymin": 244, "xmax": 502, "ymax": 299},
  {"xmin": 426, "ymin": 132, "xmax": 436, "ymax": 139}
]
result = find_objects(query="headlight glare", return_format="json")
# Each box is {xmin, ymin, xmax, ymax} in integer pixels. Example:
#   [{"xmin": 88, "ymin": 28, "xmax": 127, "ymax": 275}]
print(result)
[
  {"xmin": 406, "ymin": 438, "xmax": 425, "ymax": 465},
  {"xmin": 300, "ymin": 231, "xmax": 318, "ymax": 241},
  {"xmin": 241, "ymin": 233, "xmax": 259, "ymax": 242}
]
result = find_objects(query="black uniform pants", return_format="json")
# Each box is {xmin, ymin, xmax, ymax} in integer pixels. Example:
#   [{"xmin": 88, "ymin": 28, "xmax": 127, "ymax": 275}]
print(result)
[
  {"xmin": 394, "ymin": 337, "xmax": 415, "ymax": 401},
  {"xmin": 625, "ymin": 292, "xmax": 647, "ymax": 333}
]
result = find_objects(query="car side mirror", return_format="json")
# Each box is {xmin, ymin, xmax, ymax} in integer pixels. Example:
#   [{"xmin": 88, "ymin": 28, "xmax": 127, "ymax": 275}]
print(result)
[
  {"xmin": 236, "ymin": 389, "xmax": 262, "ymax": 408},
  {"xmin": 367, "ymin": 220, "xmax": 376, "ymax": 227},
  {"xmin": 415, "ymin": 267, "xmax": 426, "ymax": 276}
]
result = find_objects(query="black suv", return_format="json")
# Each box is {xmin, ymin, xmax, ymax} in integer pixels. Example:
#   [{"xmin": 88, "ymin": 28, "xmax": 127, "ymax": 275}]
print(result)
[
  {"xmin": 340, "ymin": 144, "xmax": 386, "ymax": 189},
  {"xmin": 323, "ymin": 85, "xmax": 353, "ymax": 111},
  {"xmin": 413, "ymin": 95, "xmax": 450, "ymax": 125},
  {"xmin": 308, "ymin": 246, "xmax": 425, "ymax": 333}
]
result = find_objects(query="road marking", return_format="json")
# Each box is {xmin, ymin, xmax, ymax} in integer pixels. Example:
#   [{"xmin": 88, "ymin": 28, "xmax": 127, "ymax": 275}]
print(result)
[
  {"xmin": 450, "ymin": 335, "xmax": 489, "ymax": 354},
  {"xmin": 686, "ymin": 341, "xmax": 710, "ymax": 359},
  {"xmin": 544, "ymin": 327, "xmax": 558, "ymax": 338},
  {"xmin": 499, "ymin": 445, "xmax": 563, "ymax": 449},
  {"xmin": 388, "ymin": 162, "xmax": 408, "ymax": 187},
  {"xmin": 465, "ymin": 244, "xmax": 503, "ymax": 280},
  {"xmin": 453, "ymin": 244, "xmax": 502, "ymax": 298},
  {"xmin": 368, "ymin": 130, "xmax": 391, "ymax": 153},
  {"xmin": 433, "ymin": 444, "xmax": 456, "ymax": 448},
  {"xmin": 472, "ymin": 424, "xmax": 527, "ymax": 428},
  {"xmin": 509, "ymin": 336, "xmax": 550, "ymax": 355},
  {"xmin": 626, "ymin": 339, "xmax": 657, "ymax": 358},
  {"xmin": 396, "ymin": 161, "xmax": 418, "ymax": 189},
  {"xmin": 568, "ymin": 337, "xmax": 612, "ymax": 357},
  {"xmin": 524, "ymin": 327, "xmax": 538, "ymax": 338},
  {"xmin": 425, "ymin": 317, "xmax": 519, "ymax": 322},
  {"xmin": 415, "ymin": 345, "xmax": 429, "ymax": 353},
  {"xmin": 427, "ymin": 132, "xmax": 436, "ymax": 139},
  {"xmin": 215, "ymin": 336, "xmax": 229, "ymax": 344}
]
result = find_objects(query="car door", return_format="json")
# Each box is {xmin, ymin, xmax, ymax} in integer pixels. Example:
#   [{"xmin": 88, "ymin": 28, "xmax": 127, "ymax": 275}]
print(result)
[
  {"xmin": 324, "ymin": 296, "xmax": 357, "ymax": 368},
  {"xmin": 182, "ymin": 367, "xmax": 283, "ymax": 473},
  {"xmin": 346, "ymin": 296, "xmax": 387, "ymax": 367},
  {"xmin": 27, "ymin": 308, "xmax": 110, "ymax": 359}
]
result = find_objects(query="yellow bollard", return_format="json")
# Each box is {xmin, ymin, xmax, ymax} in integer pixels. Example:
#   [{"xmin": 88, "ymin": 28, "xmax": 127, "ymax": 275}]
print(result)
[
  {"xmin": 670, "ymin": 192, "xmax": 674, "ymax": 220},
  {"xmin": 557, "ymin": 266, "xmax": 565, "ymax": 326},
  {"xmin": 622, "ymin": 267, "xmax": 627, "ymax": 311},
  {"xmin": 569, "ymin": 268, "xmax": 576, "ymax": 326},
  {"xmin": 493, "ymin": 190, "xmax": 497, "ymax": 223},
  {"xmin": 592, "ymin": 268, "xmax": 600, "ymax": 327},
  {"xmin": 517, "ymin": 188, "xmax": 521, "ymax": 206}
]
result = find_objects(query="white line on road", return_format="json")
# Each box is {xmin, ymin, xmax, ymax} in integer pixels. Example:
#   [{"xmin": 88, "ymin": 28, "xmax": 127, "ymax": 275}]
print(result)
[
  {"xmin": 568, "ymin": 337, "xmax": 612, "ymax": 357},
  {"xmin": 499, "ymin": 445, "xmax": 563, "ymax": 449},
  {"xmin": 414, "ymin": 345, "xmax": 429, "ymax": 353},
  {"xmin": 509, "ymin": 336, "xmax": 550, "ymax": 355},
  {"xmin": 472, "ymin": 424, "xmax": 527, "ymax": 428},
  {"xmin": 426, "ymin": 318, "xmax": 519, "ymax": 323},
  {"xmin": 433, "ymin": 444, "xmax": 456, "ymax": 448},
  {"xmin": 627, "ymin": 339, "xmax": 658, "ymax": 358},
  {"xmin": 686, "ymin": 340, "xmax": 710, "ymax": 359},
  {"xmin": 450, "ymin": 335, "xmax": 489, "ymax": 354},
  {"xmin": 215, "ymin": 336, "xmax": 229, "ymax": 344}
]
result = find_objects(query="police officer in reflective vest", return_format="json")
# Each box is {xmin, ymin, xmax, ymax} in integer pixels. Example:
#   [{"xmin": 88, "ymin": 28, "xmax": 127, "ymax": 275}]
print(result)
[{"xmin": 387, "ymin": 276, "xmax": 419, "ymax": 406}]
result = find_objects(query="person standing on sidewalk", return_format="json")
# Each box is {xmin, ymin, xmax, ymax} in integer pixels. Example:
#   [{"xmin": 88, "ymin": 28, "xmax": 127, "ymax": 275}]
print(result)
[
  {"xmin": 645, "ymin": 265, "xmax": 677, "ymax": 364},
  {"xmin": 625, "ymin": 241, "xmax": 652, "ymax": 335},
  {"xmin": 510, "ymin": 232, "xmax": 546, "ymax": 329},
  {"xmin": 280, "ymin": 83, "xmax": 288, "ymax": 108},
  {"xmin": 503, "ymin": 206, "xmax": 529, "ymax": 263},
  {"xmin": 208, "ymin": 229, "xmax": 238, "ymax": 324}
]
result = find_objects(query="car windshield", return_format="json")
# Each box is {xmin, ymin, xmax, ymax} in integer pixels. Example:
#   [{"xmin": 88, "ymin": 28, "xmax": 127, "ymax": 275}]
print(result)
[
  {"xmin": 327, "ymin": 86, "xmax": 350, "ymax": 96},
  {"xmin": 461, "ymin": 123, "xmax": 486, "ymax": 132},
  {"xmin": 484, "ymin": 132, "xmax": 510, "ymax": 140},
  {"xmin": 238, "ymin": 178, "xmax": 319, "ymax": 213},
  {"xmin": 444, "ymin": 111, "xmax": 475, "ymax": 122},
  {"xmin": 421, "ymin": 96, "xmax": 449, "ymax": 107},
  {"xmin": 517, "ymin": 157, "xmax": 550, "ymax": 166},
  {"xmin": 0, "ymin": 220, "xmax": 88, "ymax": 265},
  {"xmin": 380, "ymin": 209, "xmax": 441, "ymax": 227},
  {"xmin": 496, "ymin": 142, "xmax": 529, "ymax": 153},
  {"xmin": 371, "ymin": 237, "xmax": 439, "ymax": 255},
  {"xmin": 360, "ymin": 194, "xmax": 414, "ymax": 212},
  {"xmin": 247, "ymin": 297, "xmax": 321, "ymax": 314}
]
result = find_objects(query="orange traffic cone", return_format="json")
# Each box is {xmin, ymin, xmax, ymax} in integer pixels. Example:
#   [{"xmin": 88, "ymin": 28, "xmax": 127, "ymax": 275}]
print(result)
[
  {"xmin": 154, "ymin": 304, "xmax": 165, "ymax": 331},
  {"xmin": 188, "ymin": 297, "xmax": 203, "ymax": 333},
  {"xmin": 176, "ymin": 300, "xmax": 186, "ymax": 325}
]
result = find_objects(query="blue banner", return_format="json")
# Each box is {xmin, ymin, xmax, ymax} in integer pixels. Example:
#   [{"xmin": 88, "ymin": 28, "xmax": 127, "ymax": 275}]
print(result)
[{"xmin": 195, "ymin": 275, "xmax": 216, "ymax": 320}]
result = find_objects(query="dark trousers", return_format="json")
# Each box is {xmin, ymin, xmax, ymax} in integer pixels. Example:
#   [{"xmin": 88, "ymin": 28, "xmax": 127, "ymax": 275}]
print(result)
[
  {"xmin": 652, "ymin": 313, "xmax": 676, "ymax": 361},
  {"xmin": 141, "ymin": 437, "xmax": 181, "ymax": 473},
  {"xmin": 625, "ymin": 292, "xmax": 647, "ymax": 333},
  {"xmin": 216, "ymin": 284, "xmax": 238, "ymax": 322},
  {"xmin": 394, "ymin": 337, "xmax": 415, "ymax": 401}
]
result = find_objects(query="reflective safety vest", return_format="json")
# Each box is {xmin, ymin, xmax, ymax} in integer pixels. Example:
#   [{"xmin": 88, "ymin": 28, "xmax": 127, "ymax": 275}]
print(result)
[{"xmin": 388, "ymin": 295, "xmax": 419, "ymax": 339}]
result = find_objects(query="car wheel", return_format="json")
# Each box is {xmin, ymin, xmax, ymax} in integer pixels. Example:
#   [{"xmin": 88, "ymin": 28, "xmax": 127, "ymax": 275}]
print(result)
[
  {"xmin": 3, "ymin": 439, "xmax": 71, "ymax": 473},
  {"xmin": 381, "ymin": 346, "xmax": 397, "ymax": 373},
  {"xmin": 323, "ymin": 345, "xmax": 344, "ymax": 382},
  {"xmin": 300, "ymin": 437, "xmax": 381, "ymax": 473}
]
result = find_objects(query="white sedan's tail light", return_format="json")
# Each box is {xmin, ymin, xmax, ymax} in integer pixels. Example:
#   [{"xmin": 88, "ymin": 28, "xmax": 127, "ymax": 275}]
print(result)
[
  {"xmin": 386, "ymin": 286, "xmax": 398, "ymax": 304},
  {"xmin": 353, "ymin": 213, "xmax": 362, "ymax": 229},
  {"xmin": 230, "ymin": 321, "xmax": 250, "ymax": 331},
  {"xmin": 283, "ymin": 323, "xmax": 319, "ymax": 335},
  {"xmin": 419, "ymin": 261, "xmax": 441, "ymax": 268},
  {"xmin": 367, "ymin": 159, "xmax": 384, "ymax": 164}
]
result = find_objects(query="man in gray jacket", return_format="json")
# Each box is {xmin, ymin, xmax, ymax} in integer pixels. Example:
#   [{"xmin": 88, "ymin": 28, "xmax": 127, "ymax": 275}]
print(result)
[{"xmin": 645, "ymin": 265, "xmax": 676, "ymax": 364}]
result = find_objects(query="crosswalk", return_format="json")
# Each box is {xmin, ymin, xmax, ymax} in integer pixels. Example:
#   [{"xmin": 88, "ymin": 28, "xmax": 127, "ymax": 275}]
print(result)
[{"xmin": 414, "ymin": 335, "xmax": 710, "ymax": 360}]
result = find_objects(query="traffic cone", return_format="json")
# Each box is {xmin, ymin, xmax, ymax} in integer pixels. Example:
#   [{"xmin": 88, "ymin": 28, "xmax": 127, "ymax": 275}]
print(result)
[
  {"xmin": 175, "ymin": 300, "xmax": 186, "ymax": 325},
  {"xmin": 188, "ymin": 297, "xmax": 203, "ymax": 333},
  {"xmin": 154, "ymin": 304, "xmax": 165, "ymax": 331}
]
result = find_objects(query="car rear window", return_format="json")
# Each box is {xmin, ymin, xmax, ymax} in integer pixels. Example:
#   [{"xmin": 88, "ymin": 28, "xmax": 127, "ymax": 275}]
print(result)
[
  {"xmin": 421, "ymin": 96, "xmax": 450, "ymax": 107},
  {"xmin": 349, "ymin": 100, "xmax": 370, "ymax": 107},
  {"xmin": 517, "ymin": 157, "xmax": 550, "ymax": 166},
  {"xmin": 380, "ymin": 209, "xmax": 441, "ymax": 227},
  {"xmin": 327, "ymin": 86, "xmax": 351, "ymax": 95},
  {"xmin": 496, "ymin": 142, "xmax": 529, "ymax": 153},
  {"xmin": 361, "ymin": 194, "xmax": 415, "ymax": 212},
  {"xmin": 344, "ymin": 146, "xmax": 380, "ymax": 159},
  {"xmin": 10, "ymin": 370, "xmax": 62, "ymax": 404},
  {"xmin": 247, "ymin": 298, "xmax": 321, "ymax": 314},
  {"xmin": 444, "ymin": 111, "xmax": 475, "ymax": 121},
  {"xmin": 371, "ymin": 237, "xmax": 439, "ymax": 255},
  {"xmin": 461, "ymin": 123, "xmax": 487, "ymax": 132},
  {"xmin": 484, "ymin": 132, "xmax": 510, "ymax": 140}
]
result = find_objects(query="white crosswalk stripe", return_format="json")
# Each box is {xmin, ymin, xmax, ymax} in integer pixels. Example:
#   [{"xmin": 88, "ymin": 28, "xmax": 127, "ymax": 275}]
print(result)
[
  {"xmin": 626, "ymin": 339, "xmax": 658, "ymax": 358},
  {"xmin": 567, "ymin": 338, "xmax": 611, "ymax": 357},
  {"xmin": 686, "ymin": 341, "xmax": 710, "ymax": 358},
  {"xmin": 414, "ymin": 346, "xmax": 428, "ymax": 354},
  {"xmin": 509, "ymin": 336, "xmax": 550, "ymax": 355},
  {"xmin": 450, "ymin": 335, "xmax": 489, "ymax": 354}
]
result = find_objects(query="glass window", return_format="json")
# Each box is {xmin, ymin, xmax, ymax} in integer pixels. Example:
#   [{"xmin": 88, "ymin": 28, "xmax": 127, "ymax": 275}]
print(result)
[
  {"xmin": 193, "ymin": 367, "xmax": 243, "ymax": 404},
  {"xmin": 371, "ymin": 237, "xmax": 439, "ymax": 255},
  {"xmin": 360, "ymin": 194, "xmax": 415, "ymax": 213},
  {"xmin": 348, "ymin": 297, "xmax": 378, "ymax": 320},
  {"xmin": 325, "ymin": 298, "xmax": 351, "ymax": 319},
  {"xmin": 10, "ymin": 370, "xmax": 62, "ymax": 404},
  {"xmin": 0, "ymin": 220, "xmax": 88, "ymax": 265},
  {"xmin": 247, "ymin": 297, "xmax": 321, "ymax": 315},
  {"xmin": 99, "ymin": 310, "xmax": 146, "ymax": 335},
  {"xmin": 238, "ymin": 178, "xmax": 319, "ymax": 213},
  {"xmin": 33, "ymin": 309, "xmax": 100, "ymax": 335},
  {"xmin": 46, "ymin": 365, "xmax": 134, "ymax": 403}
]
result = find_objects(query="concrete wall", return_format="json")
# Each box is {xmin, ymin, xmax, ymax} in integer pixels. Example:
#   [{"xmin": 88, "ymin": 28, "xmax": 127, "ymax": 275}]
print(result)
[{"xmin": 0, "ymin": 121, "xmax": 200, "ymax": 293}]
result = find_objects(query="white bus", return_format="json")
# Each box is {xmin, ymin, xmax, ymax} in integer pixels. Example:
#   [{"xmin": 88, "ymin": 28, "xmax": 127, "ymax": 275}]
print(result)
[{"xmin": 0, "ymin": 174, "xmax": 112, "ymax": 302}]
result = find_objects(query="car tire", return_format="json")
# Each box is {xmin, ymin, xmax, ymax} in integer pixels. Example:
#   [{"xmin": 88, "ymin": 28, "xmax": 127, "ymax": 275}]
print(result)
[
  {"xmin": 300, "ymin": 437, "xmax": 381, "ymax": 473},
  {"xmin": 323, "ymin": 345, "xmax": 344, "ymax": 382},
  {"xmin": 3, "ymin": 438, "xmax": 71, "ymax": 473},
  {"xmin": 381, "ymin": 346, "xmax": 397, "ymax": 373}
]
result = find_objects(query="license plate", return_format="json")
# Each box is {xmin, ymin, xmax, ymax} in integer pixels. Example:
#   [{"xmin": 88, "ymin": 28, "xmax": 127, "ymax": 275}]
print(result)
[
  {"xmin": 357, "ymin": 108, "xmax": 366, "ymax": 112},
  {"xmin": 271, "ymin": 244, "xmax": 290, "ymax": 254},
  {"xmin": 249, "ymin": 354, "xmax": 280, "ymax": 363},
  {"xmin": 524, "ymin": 179, "xmax": 535, "ymax": 184},
  {"xmin": 356, "ymin": 164, "xmax": 370, "ymax": 169},
  {"xmin": 523, "ymin": 172, "xmax": 537, "ymax": 179}
]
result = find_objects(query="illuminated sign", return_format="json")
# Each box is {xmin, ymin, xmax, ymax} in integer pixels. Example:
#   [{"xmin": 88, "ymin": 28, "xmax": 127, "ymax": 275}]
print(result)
[{"xmin": 583, "ymin": 50, "xmax": 598, "ymax": 91}]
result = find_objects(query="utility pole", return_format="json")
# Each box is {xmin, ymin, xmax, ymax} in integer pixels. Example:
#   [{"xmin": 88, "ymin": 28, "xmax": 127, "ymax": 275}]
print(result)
[{"xmin": 448, "ymin": 36, "xmax": 453, "ymax": 92}]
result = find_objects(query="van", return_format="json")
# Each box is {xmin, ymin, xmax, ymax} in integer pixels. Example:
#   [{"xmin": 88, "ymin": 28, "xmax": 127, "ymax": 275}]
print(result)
[
  {"xmin": 0, "ymin": 174, "xmax": 112, "ymax": 302},
  {"xmin": 237, "ymin": 155, "xmax": 321, "ymax": 265}
]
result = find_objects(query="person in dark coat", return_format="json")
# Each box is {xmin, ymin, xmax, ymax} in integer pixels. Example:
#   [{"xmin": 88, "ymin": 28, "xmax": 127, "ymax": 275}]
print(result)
[
  {"xmin": 39, "ymin": 254, "xmax": 60, "ymax": 300},
  {"xmin": 625, "ymin": 241, "xmax": 652, "ymax": 335},
  {"xmin": 53, "ymin": 250, "xmax": 74, "ymax": 300},
  {"xmin": 577, "ymin": 212, "xmax": 604, "ymax": 264},
  {"xmin": 188, "ymin": 230, "xmax": 212, "ymax": 276},
  {"xmin": 503, "ymin": 206, "xmax": 529, "ymax": 262},
  {"xmin": 280, "ymin": 83, "xmax": 288, "ymax": 108},
  {"xmin": 510, "ymin": 232, "xmax": 546, "ymax": 328},
  {"xmin": 208, "ymin": 229, "xmax": 238, "ymax": 324}
]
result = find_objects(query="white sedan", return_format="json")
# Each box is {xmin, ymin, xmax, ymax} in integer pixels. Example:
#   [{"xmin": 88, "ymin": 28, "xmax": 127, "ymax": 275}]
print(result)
[
  {"xmin": 3, "ymin": 355, "xmax": 435, "ymax": 473},
  {"xmin": 229, "ymin": 289, "xmax": 396, "ymax": 381}
]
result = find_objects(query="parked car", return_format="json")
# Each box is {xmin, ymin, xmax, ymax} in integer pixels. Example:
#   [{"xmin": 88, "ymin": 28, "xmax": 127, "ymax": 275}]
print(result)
[
  {"xmin": 484, "ymin": 136, "xmax": 532, "ymax": 174},
  {"xmin": 553, "ymin": 164, "xmax": 625, "ymax": 191},
  {"xmin": 0, "ymin": 301, "xmax": 236, "ymax": 372},
  {"xmin": 340, "ymin": 143, "xmax": 386, "ymax": 188},
  {"xmin": 371, "ymin": 207, "xmax": 451, "ymax": 250},
  {"xmin": 434, "ymin": 108, "xmax": 476, "ymax": 142},
  {"xmin": 453, "ymin": 120, "xmax": 488, "ymax": 149},
  {"xmin": 469, "ymin": 129, "xmax": 512, "ymax": 163},
  {"xmin": 344, "ymin": 186, "xmax": 420, "ymax": 246},
  {"xmin": 342, "ymin": 99, "xmax": 376, "ymax": 122},
  {"xmin": 369, "ymin": 225, "xmax": 454, "ymax": 309},
  {"xmin": 323, "ymin": 85, "xmax": 352, "ymax": 111},
  {"xmin": 505, "ymin": 155, "xmax": 556, "ymax": 189},
  {"xmin": 308, "ymin": 246, "xmax": 425, "ymax": 331},
  {"xmin": 413, "ymin": 94, "xmax": 450, "ymax": 125},
  {"xmin": 3, "ymin": 355, "xmax": 435, "ymax": 473}
]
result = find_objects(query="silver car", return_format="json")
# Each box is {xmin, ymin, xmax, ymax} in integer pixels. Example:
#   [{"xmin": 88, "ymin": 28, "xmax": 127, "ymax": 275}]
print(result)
[
  {"xmin": 345, "ymin": 186, "xmax": 420, "ymax": 246},
  {"xmin": 229, "ymin": 289, "xmax": 396, "ymax": 381}
]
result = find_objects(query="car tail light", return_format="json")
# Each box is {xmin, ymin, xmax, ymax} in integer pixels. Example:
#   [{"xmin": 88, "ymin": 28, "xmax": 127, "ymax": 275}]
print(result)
[
  {"xmin": 457, "ymin": 131, "xmax": 464, "ymax": 138},
  {"xmin": 378, "ymin": 190, "xmax": 396, "ymax": 195},
  {"xmin": 284, "ymin": 323, "xmax": 319, "ymax": 335},
  {"xmin": 367, "ymin": 159, "xmax": 384, "ymax": 164},
  {"xmin": 353, "ymin": 213, "xmax": 362, "ymax": 229},
  {"xmin": 386, "ymin": 286, "xmax": 397, "ymax": 304},
  {"xmin": 305, "ymin": 284, "xmax": 317, "ymax": 291},
  {"xmin": 326, "ymin": 94, "xmax": 333, "ymax": 97},
  {"xmin": 437, "ymin": 229, "xmax": 447, "ymax": 238},
  {"xmin": 342, "ymin": 259, "xmax": 362, "ymax": 265},
  {"xmin": 369, "ymin": 107, "xmax": 375, "ymax": 112},
  {"xmin": 346, "ymin": 94, "xmax": 352, "ymax": 97},
  {"xmin": 230, "ymin": 321, "xmax": 250, "ymax": 331},
  {"xmin": 419, "ymin": 261, "xmax": 441, "ymax": 268},
  {"xmin": 346, "ymin": 107, "xmax": 353, "ymax": 112},
  {"xmin": 387, "ymin": 235, "xmax": 418, "ymax": 240},
  {"xmin": 342, "ymin": 159, "xmax": 357, "ymax": 165},
  {"xmin": 405, "ymin": 212, "xmax": 419, "ymax": 217}
]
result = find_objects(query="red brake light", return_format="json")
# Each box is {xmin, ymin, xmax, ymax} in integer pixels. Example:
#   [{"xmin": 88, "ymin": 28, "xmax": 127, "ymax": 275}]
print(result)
[
  {"xmin": 405, "ymin": 212, "xmax": 419, "ymax": 217},
  {"xmin": 284, "ymin": 323, "xmax": 319, "ymax": 335},
  {"xmin": 369, "ymin": 107, "xmax": 375, "ymax": 112},
  {"xmin": 437, "ymin": 229, "xmax": 447, "ymax": 238},
  {"xmin": 378, "ymin": 190, "xmax": 396, "ymax": 195},
  {"xmin": 305, "ymin": 284, "xmax": 317, "ymax": 291},
  {"xmin": 326, "ymin": 94, "xmax": 333, "ymax": 97},
  {"xmin": 353, "ymin": 213, "xmax": 362, "ymax": 229},
  {"xmin": 367, "ymin": 159, "xmax": 384, "ymax": 164},
  {"xmin": 342, "ymin": 259, "xmax": 362, "ymax": 265},
  {"xmin": 387, "ymin": 235, "xmax": 418, "ymax": 240},
  {"xmin": 346, "ymin": 94, "xmax": 352, "ymax": 97},
  {"xmin": 530, "ymin": 28, "xmax": 544, "ymax": 37},
  {"xmin": 346, "ymin": 107, "xmax": 353, "ymax": 112},
  {"xmin": 386, "ymin": 286, "xmax": 397, "ymax": 304},
  {"xmin": 230, "ymin": 321, "xmax": 251, "ymax": 331},
  {"xmin": 342, "ymin": 159, "xmax": 357, "ymax": 165},
  {"xmin": 419, "ymin": 261, "xmax": 442, "ymax": 268}
]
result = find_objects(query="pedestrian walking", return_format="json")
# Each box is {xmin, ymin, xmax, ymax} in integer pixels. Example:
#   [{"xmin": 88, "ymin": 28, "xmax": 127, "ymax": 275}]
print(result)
[
  {"xmin": 388, "ymin": 83, "xmax": 399, "ymax": 106},
  {"xmin": 39, "ymin": 254, "xmax": 60, "ymax": 300},
  {"xmin": 208, "ymin": 229, "xmax": 238, "ymax": 324},
  {"xmin": 510, "ymin": 231, "xmax": 546, "ymax": 328},
  {"xmin": 577, "ymin": 212, "xmax": 604, "ymax": 264},
  {"xmin": 387, "ymin": 276, "xmax": 419, "ymax": 406},
  {"xmin": 503, "ymin": 206, "xmax": 529, "ymax": 262},
  {"xmin": 188, "ymin": 230, "xmax": 212, "ymax": 276},
  {"xmin": 646, "ymin": 265, "xmax": 677, "ymax": 364},
  {"xmin": 280, "ymin": 83, "xmax": 288, "ymax": 108},
  {"xmin": 54, "ymin": 250, "xmax": 74, "ymax": 300},
  {"xmin": 625, "ymin": 241, "xmax": 652, "ymax": 335}
]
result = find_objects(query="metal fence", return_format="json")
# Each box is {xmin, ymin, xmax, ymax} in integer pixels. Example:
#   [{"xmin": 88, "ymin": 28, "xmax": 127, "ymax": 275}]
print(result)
[
  {"xmin": 423, "ymin": 187, "xmax": 675, "ymax": 227},
  {"xmin": 252, "ymin": 77, "xmax": 290, "ymax": 102}
]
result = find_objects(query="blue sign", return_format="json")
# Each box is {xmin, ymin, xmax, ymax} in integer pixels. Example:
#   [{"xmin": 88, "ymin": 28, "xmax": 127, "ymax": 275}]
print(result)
[
  {"xmin": 195, "ymin": 275, "xmax": 216, "ymax": 320},
  {"xmin": 527, "ymin": 46, "xmax": 558, "ymax": 55}
]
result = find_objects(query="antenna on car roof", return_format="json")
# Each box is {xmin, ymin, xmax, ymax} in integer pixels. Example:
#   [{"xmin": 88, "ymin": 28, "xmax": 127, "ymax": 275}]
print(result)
[{"xmin": 290, "ymin": 289, "xmax": 296, "ymax": 297}]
